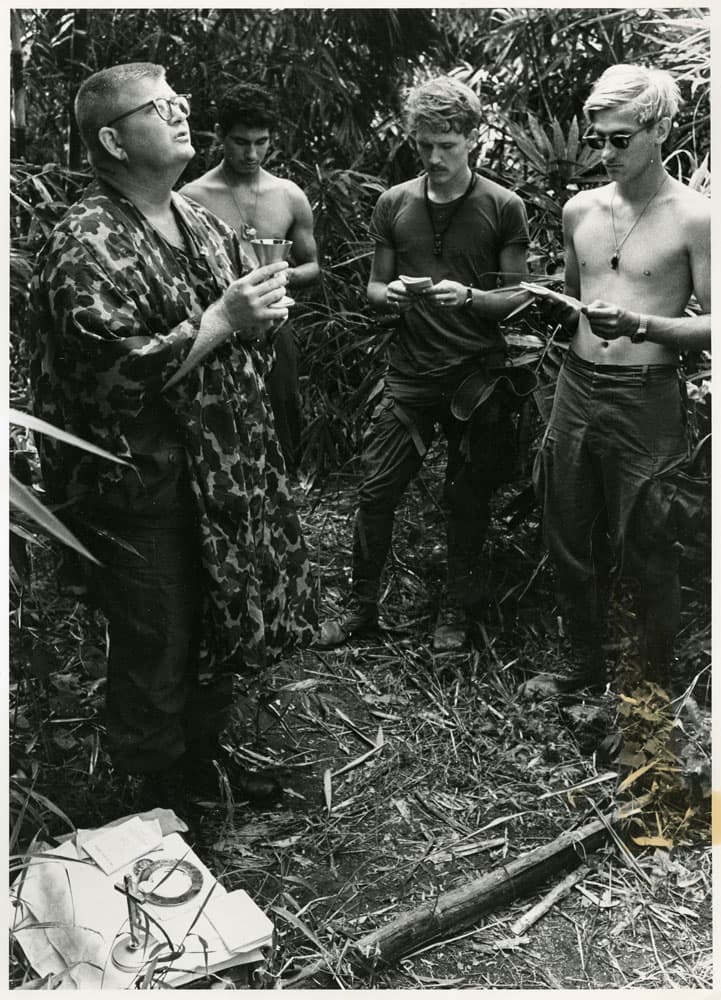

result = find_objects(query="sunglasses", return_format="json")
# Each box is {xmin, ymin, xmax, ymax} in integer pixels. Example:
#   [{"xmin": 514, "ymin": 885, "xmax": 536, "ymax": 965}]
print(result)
[
  {"xmin": 106, "ymin": 93, "xmax": 191, "ymax": 128},
  {"xmin": 582, "ymin": 122, "xmax": 654, "ymax": 151}
]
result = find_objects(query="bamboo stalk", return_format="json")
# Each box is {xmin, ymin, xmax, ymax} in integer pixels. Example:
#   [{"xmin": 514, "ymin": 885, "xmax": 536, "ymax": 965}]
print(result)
[{"xmin": 348, "ymin": 797, "xmax": 649, "ymax": 973}]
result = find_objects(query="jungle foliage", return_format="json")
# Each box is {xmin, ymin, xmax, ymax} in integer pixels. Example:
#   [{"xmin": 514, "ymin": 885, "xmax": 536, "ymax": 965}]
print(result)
[
  {"xmin": 11, "ymin": 7, "xmax": 710, "ymax": 475},
  {"xmin": 8, "ymin": 10, "xmax": 712, "ymax": 986}
]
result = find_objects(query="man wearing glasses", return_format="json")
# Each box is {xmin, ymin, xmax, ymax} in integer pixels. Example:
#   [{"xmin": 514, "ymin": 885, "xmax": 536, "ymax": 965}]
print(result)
[
  {"xmin": 533, "ymin": 64, "xmax": 710, "ymax": 693},
  {"xmin": 29, "ymin": 63, "xmax": 318, "ymax": 820}
]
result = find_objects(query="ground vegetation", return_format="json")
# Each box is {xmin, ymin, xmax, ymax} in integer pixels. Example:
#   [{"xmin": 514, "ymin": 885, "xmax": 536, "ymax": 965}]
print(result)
[{"xmin": 9, "ymin": 7, "xmax": 711, "ymax": 989}]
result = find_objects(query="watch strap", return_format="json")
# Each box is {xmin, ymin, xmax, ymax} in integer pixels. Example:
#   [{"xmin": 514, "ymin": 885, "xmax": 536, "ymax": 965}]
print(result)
[{"xmin": 631, "ymin": 314, "xmax": 648, "ymax": 343}]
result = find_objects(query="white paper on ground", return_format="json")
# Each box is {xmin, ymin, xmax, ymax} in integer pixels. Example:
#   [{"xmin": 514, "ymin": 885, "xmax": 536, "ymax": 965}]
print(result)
[
  {"xmin": 80, "ymin": 816, "xmax": 163, "ymax": 874},
  {"xmin": 204, "ymin": 888, "xmax": 274, "ymax": 952},
  {"xmin": 10, "ymin": 831, "xmax": 271, "ymax": 989}
]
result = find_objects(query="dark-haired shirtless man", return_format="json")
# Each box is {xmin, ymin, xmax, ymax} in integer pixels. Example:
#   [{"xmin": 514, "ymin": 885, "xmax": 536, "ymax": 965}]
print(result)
[{"xmin": 181, "ymin": 83, "xmax": 319, "ymax": 472}]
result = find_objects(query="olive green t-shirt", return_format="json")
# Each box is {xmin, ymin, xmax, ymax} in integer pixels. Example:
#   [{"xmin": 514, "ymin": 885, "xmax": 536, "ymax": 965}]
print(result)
[{"xmin": 369, "ymin": 173, "xmax": 529, "ymax": 377}]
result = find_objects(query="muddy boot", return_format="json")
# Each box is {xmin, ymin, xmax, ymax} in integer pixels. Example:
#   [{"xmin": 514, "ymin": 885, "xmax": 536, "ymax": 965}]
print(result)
[
  {"xmin": 315, "ymin": 597, "xmax": 379, "ymax": 649},
  {"xmin": 556, "ymin": 640, "xmax": 608, "ymax": 694},
  {"xmin": 520, "ymin": 636, "xmax": 607, "ymax": 699},
  {"xmin": 316, "ymin": 500, "xmax": 391, "ymax": 650}
]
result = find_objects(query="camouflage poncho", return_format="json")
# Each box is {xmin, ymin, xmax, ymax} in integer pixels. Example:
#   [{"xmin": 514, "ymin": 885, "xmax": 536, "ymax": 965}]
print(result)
[{"xmin": 29, "ymin": 178, "xmax": 318, "ymax": 672}]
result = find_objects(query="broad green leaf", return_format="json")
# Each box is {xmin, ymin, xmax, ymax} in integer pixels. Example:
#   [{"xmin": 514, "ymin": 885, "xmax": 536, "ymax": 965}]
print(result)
[
  {"xmin": 526, "ymin": 114, "xmax": 554, "ymax": 158},
  {"xmin": 550, "ymin": 119, "xmax": 567, "ymax": 161},
  {"xmin": 9, "ymin": 410, "xmax": 131, "ymax": 466},
  {"xmin": 510, "ymin": 131, "xmax": 548, "ymax": 172},
  {"xmin": 9, "ymin": 522, "xmax": 39, "ymax": 545},
  {"xmin": 567, "ymin": 117, "xmax": 580, "ymax": 163},
  {"xmin": 10, "ymin": 476, "xmax": 99, "ymax": 564}
]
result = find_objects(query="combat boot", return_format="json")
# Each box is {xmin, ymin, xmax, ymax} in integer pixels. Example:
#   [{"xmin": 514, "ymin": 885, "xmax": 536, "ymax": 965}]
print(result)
[{"xmin": 315, "ymin": 597, "xmax": 379, "ymax": 649}]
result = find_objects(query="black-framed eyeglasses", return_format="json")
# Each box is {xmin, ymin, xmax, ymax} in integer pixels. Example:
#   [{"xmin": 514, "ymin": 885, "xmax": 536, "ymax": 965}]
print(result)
[
  {"xmin": 106, "ymin": 93, "xmax": 191, "ymax": 127},
  {"xmin": 582, "ymin": 122, "xmax": 654, "ymax": 151}
]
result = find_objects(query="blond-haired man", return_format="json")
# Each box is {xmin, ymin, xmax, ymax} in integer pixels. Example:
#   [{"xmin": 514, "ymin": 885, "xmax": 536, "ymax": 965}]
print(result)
[
  {"xmin": 318, "ymin": 75, "xmax": 530, "ymax": 651},
  {"xmin": 536, "ymin": 64, "xmax": 710, "ymax": 692}
]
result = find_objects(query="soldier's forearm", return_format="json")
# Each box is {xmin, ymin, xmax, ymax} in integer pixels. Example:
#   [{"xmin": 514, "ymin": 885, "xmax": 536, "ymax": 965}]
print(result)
[
  {"xmin": 287, "ymin": 261, "xmax": 320, "ymax": 288},
  {"xmin": 631, "ymin": 311, "xmax": 711, "ymax": 352}
]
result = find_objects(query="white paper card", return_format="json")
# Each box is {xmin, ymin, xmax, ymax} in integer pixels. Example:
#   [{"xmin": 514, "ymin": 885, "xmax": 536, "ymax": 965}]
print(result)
[
  {"xmin": 204, "ymin": 889, "xmax": 274, "ymax": 952},
  {"xmin": 81, "ymin": 817, "xmax": 163, "ymax": 875}
]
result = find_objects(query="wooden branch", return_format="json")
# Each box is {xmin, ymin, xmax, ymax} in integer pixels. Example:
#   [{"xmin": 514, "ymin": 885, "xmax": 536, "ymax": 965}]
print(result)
[
  {"xmin": 509, "ymin": 862, "xmax": 590, "ymax": 937},
  {"xmin": 348, "ymin": 798, "xmax": 647, "ymax": 973}
]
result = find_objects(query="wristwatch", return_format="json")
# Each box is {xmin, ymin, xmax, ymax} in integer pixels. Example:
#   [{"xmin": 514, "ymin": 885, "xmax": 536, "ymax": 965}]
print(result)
[
  {"xmin": 630, "ymin": 314, "xmax": 648, "ymax": 343},
  {"xmin": 463, "ymin": 286, "xmax": 474, "ymax": 308}
]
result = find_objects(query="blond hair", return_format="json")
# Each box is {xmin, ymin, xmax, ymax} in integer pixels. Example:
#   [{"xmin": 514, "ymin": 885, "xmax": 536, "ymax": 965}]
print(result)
[
  {"xmin": 584, "ymin": 64, "xmax": 681, "ymax": 125},
  {"xmin": 405, "ymin": 76, "xmax": 481, "ymax": 137}
]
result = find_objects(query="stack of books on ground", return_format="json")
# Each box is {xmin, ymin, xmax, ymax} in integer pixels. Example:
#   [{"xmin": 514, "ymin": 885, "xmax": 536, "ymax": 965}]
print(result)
[{"xmin": 9, "ymin": 809, "xmax": 274, "ymax": 988}]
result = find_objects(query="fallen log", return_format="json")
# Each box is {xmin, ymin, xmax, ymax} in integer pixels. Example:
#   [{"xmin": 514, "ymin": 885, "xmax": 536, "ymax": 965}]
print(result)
[{"xmin": 348, "ymin": 798, "xmax": 645, "ymax": 973}]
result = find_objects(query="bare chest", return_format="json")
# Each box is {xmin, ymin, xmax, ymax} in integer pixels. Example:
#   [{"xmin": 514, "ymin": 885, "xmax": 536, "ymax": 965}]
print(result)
[
  {"xmin": 222, "ymin": 186, "xmax": 294, "ymax": 240},
  {"xmin": 573, "ymin": 206, "xmax": 692, "ymax": 312}
]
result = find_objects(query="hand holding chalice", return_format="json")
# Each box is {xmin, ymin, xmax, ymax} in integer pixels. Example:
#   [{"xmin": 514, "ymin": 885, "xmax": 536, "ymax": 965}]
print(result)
[{"xmin": 251, "ymin": 239, "xmax": 295, "ymax": 311}]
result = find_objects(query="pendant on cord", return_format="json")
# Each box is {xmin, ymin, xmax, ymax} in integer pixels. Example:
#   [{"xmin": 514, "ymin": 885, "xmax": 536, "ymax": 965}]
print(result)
[
  {"xmin": 425, "ymin": 171, "xmax": 477, "ymax": 259},
  {"xmin": 610, "ymin": 254, "xmax": 619, "ymax": 270}
]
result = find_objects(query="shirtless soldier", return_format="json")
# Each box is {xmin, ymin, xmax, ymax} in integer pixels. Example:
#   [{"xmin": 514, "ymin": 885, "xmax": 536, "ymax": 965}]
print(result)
[
  {"xmin": 535, "ymin": 64, "xmax": 710, "ymax": 692},
  {"xmin": 181, "ymin": 84, "xmax": 319, "ymax": 472}
]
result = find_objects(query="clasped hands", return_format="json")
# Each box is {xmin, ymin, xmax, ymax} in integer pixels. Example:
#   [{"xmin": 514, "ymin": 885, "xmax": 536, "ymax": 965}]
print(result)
[{"xmin": 386, "ymin": 278, "xmax": 467, "ymax": 312}]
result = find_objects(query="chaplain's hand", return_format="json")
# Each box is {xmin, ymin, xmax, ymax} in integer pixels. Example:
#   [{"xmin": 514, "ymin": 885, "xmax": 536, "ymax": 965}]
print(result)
[
  {"xmin": 426, "ymin": 279, "xmax": 467, "ymax": 309},
  {"xmin": 582, "ymin": 299, "xmax": 638, "ymax": 341},
  {"xmin": 218, "ymin": 261, "xmax": 289, "ymax": 340}
]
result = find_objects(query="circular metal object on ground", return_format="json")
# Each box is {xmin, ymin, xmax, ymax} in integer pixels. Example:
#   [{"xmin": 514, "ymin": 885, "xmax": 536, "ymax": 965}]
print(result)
[{"xmin": 132, "ymin": 857, "xmax": 203, "ymax": 906}]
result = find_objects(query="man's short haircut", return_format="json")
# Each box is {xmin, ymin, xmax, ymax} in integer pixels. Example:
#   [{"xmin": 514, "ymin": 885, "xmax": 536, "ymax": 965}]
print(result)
[
  {"xmin": 584, "ymin": 64, "xmax": 681, "ymax": 125},
  {"xmin": 75, "ymin": 62, "xmax": 166, "ymax": 162},
  {"xmin": 217, "ymin": 84, "xmax": 279, "ymax": 135},
  {"xmin": 404, "ymin": 75, "xmax": 481, "ymax": 137}
]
